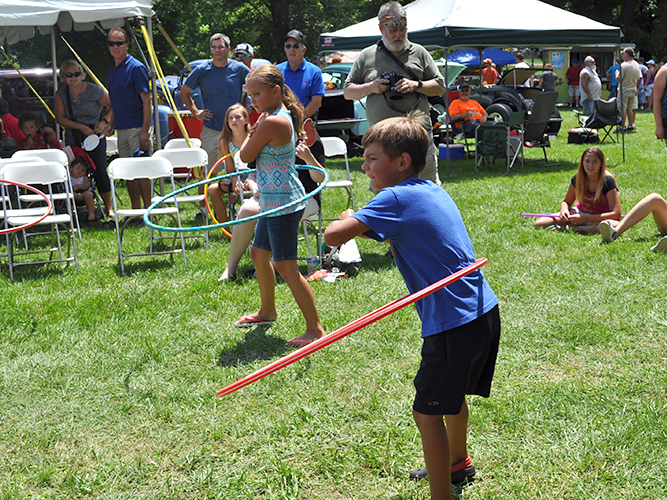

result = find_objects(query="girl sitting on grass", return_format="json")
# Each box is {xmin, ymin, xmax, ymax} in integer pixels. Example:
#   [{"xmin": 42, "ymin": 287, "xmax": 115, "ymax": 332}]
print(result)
[
  {"xmin": 208, "ymin": 104, "xmax": 251, "ymax": 224},
  {"xmin": 235, "ymin": 64, "xmax": 326, "ymax": 348},
  {"xmin": 534, "ymin": 147, "xmax": 621, "ymax": 233}
]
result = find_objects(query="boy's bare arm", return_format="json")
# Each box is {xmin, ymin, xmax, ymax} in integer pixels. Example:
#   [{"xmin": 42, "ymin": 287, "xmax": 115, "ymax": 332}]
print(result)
[{"xmin": 324, "ymin": 209, "xmax": 370, "ymax": 247}]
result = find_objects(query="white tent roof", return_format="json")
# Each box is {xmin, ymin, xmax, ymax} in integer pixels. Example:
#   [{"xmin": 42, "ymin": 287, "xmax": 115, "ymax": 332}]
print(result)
[
  {"xmin": 0, "ymin": 0, "xmax": 153, "ymax": 45},
  {"xmin": 320, "ymin": 0, "xmax": 622, "ymax": 51}
]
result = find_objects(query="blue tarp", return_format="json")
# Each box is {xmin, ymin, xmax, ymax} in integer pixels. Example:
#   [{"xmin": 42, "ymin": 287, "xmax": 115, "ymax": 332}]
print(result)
[{"xmin": 443, "ymin": 48, "xmax": 516, "ymax": 67}]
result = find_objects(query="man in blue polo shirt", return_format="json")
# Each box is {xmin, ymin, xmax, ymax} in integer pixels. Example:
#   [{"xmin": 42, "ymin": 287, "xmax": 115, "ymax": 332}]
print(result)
[
  {"xmin": 107, "ymin": 27, "xmax": 152, "ymax": 209},
  {"xmin": 276, "ymin": 30, "xmax": 324, "ymax": 120},
  {"xmin": 180, "ymin": 33, "xmax": 250, "ymax": 172}
]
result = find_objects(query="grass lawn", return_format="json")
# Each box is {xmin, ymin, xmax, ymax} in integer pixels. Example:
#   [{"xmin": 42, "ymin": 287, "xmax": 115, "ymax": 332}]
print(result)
[{"xmin": 1, "ymin": 107, "xmax": 667, "ymax": 499}]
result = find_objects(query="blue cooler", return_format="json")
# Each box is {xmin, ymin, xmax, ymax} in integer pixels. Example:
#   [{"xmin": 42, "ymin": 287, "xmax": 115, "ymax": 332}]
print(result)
[{"xmin": 439, "ymin": 143, "xmax": 465, "ymax": 160}]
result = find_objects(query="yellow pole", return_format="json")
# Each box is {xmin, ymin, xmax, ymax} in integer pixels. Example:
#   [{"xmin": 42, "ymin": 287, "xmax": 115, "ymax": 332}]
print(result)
[
  {"xmin": 139, "ymin": 24, "xmax": 193, "ymax": 148},
  {"xmin": 155, "ymin": 22, "xmax": 191, "ymax": 72},
  {"xmin": 60, "ymin": 36, "xmax": 108, "ymax": 92}
]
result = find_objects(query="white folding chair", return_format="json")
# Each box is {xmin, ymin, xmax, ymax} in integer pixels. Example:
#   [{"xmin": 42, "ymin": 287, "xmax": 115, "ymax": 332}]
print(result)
[
  {"xmin": 164, "ymin": 138, "xmax": 202, "ymax": 149},
  {"xmin": 109, "ymin": 156, "xmax": 187, "ymax": 275},
  {"xmin": 320, "ymin": 137, "xmax": 355, "ymax": 221},
  {"xmin": 300, "ymin": 197, "xmax": 324, "ymax": 272},
  {"xmin": 1, "ymin": 161, "xmax": 79, "ymax": 280},
  {"xmin": 12, "ymin": 149, "xmax": 82, "ymax": 239},
  {"xmin": 152, "ymin": 148, "xmax": 210, "ymax": 248},
  {"xmin": 106, "ymin": 137, "xmax": 118, "ymax": 155}
]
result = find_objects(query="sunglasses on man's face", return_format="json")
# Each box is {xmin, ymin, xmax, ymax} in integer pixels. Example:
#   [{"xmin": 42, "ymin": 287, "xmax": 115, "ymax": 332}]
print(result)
[
  {"xmin": 234, "ymin": 53, "xmax": 249, "ymax": 59},
  {"xmin": 284, "ymin": 43, "xmax": 301, "ymax": 50},
  {"xmin": 108, "ymin": 41, "xmax": 127, "ymax": 47},
  {"xmin": 64, "ymin": 72, "xmax": 82, "ymax": 78}
]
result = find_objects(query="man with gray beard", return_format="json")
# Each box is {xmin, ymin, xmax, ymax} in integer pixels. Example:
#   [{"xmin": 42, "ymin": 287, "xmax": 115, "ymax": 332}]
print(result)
[{"xmin": 344, "ymin": 0, "xmax": 445, "ymax": 185}]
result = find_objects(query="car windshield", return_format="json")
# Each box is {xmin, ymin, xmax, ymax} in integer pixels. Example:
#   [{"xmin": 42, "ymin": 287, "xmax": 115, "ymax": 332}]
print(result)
[{"xmin": 322, "ymin": 71, "xmax": 346, "ymax": 90}]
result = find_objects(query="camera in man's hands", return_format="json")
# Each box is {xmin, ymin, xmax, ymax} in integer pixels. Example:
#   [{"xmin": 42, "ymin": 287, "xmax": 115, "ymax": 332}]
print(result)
[{"xmin": 381, "ymin": 71, "xmax": 404, "ymax": 101}]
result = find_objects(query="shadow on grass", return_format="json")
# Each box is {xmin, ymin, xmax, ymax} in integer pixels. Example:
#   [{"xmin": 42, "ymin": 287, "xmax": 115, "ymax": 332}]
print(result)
[
  {"xmin": 440, "ymin": 157, "xmax": 579, "ymax": 182},
  {"xmin": 216, "ymin": 326, "xmax": 287, "ymax": 367},
  {"xmin": 114, "ymin": 258, "xmax": 177, "ymax": 276}
]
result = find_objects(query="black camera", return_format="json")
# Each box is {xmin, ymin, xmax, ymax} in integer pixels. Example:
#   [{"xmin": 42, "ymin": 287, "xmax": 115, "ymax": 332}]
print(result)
[{"xmin": 381, "ymin": 71, "xmax": 404, "ymax": 100}]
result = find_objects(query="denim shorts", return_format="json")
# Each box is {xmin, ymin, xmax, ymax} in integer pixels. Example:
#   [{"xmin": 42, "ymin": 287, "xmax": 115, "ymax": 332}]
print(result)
[{"xmin": 252, "ymin": 209, "xmax": 304, "ymax": 261}]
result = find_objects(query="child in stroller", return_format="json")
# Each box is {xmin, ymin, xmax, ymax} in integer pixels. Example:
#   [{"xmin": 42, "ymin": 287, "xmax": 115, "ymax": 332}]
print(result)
[{"xmin": 69, "ymin": 156, "xmax": 96, "ymax": 222}]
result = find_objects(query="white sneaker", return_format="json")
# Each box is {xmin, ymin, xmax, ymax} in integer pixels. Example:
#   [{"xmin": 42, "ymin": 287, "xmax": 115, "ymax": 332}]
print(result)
[
  {"xmin": 599, "ymin": 220, "xmax": 619, "ymax": 243},
  {"xmin": 650, "ymin": 236, "xmax": 667, "ymax": 253}
]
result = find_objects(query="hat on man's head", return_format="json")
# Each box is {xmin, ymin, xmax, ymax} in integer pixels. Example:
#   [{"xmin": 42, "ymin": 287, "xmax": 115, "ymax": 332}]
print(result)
[
  {"xmin": 234, "ymin": 43, "xmax": 253, "ymax": 57},
  {"xmin": 284, "ymin": 30, "xmax": 306, "ymax": 44},
  {"xmin": 648, "ymin": 59, "xmax": 656, "ymax": 65},
  {"xmin": 458, "ymin": 82, "xmax": 470, "ymax": 90},
  {"xmin": 483, "ymin": 58, "xmax": 493, "ymax": 64}
]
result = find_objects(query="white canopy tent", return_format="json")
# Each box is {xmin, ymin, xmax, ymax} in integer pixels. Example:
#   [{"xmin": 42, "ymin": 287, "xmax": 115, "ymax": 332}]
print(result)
[
  {"xmin": 320, "ymin": 0, "xmax": 628, "ymax": 170},
  {"xmin": 319, "ymin": 0, "xmax": 622, "ymax": 51},
  {"xmin": 0, "ymin": 0, "xmax": 161, "ymax": 144}
]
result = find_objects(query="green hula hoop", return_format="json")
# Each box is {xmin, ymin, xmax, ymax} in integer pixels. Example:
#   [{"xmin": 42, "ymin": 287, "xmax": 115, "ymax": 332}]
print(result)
[{"xmin": 143, "ymin": 164, "xmax": 329, "ymax": 232}]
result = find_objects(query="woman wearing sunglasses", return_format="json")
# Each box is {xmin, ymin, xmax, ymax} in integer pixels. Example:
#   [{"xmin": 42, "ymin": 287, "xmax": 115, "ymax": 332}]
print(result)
[{"xmin": 55, "ymin": 59, "xmax": 114, "ymax": 217}]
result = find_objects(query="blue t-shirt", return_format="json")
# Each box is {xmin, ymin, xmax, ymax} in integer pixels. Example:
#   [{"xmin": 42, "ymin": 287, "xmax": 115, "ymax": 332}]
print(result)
[
  {"xmin": 607, "ymin": 64, "xmax": 619, "ymax": 86},
  {"xmin": 108, "ymin": 55, "xmax": 150, "ymax": 130},
  {"xmin": 277, "ymin": 60, "xmax": 325, "ymax": 110},
  {"xmin": 351, "ymin": 178, "xmax": 498, "ymax": 337},
  {"xmin": 184, "ymin": 59, "xmax": 251, "ymax": 131}
]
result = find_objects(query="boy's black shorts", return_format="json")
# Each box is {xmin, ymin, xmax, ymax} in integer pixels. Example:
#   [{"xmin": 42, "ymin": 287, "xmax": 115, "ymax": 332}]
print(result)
[{"xmin": 413, "ymin": 305, "xmax": 500, "ymax": 415}]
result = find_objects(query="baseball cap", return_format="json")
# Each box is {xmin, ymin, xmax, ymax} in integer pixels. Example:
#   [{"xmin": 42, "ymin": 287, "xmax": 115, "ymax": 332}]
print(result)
[
  {"xmin": 233, "ymin": 43, "xmax": 253, "ymax": 58},
  {"xmin": 284, "ymin": 30, "xmax": 306, "ymax": 44}
]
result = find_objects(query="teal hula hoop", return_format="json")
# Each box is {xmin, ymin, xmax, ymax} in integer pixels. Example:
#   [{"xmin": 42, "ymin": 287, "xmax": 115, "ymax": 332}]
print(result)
[{"xmin": 144, "ymin": 164, "xmax": 329, "ymax": 232}]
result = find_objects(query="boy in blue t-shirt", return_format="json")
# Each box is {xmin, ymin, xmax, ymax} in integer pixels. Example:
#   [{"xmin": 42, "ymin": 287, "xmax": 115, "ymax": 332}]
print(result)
[{"xmin": 324, "ymin": 116, "xmax": 500, "ymax": 500}]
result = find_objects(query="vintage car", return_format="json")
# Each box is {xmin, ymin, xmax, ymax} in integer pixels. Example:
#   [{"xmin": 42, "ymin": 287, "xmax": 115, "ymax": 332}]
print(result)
[{"xmin": 0, "ymin": 68, "xmax": 58, "ymax": 128}]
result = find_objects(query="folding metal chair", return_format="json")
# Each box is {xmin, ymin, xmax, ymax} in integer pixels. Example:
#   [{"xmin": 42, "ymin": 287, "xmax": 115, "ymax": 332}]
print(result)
[
  {"xmin": 1, "ymin": 160, "xmax": 79, "ymax": 280},
  {"xmin": 152, "ymin": 148, "xmax": 210, "ymax": 248},
  {"xmin": 109, "ymin": 156, "xmax": 186, "ymax": 275},
  {"xmin": 12, "ymin": 149, "xmax": 82, "ymax": 238},
  {"xmin": 475, "ymin": 111, "xmax": 525, "ymax": 174},
  {"xmin": 578, "ymin": 98, "xmax": 622, "ymax": 143},
  {"xmin": 522, "ymin": 91, "xmax": 560, "ymax": 168},
  {"xmin": 320, "ymin": 137, "xmax": 355, "ymax": 221}
]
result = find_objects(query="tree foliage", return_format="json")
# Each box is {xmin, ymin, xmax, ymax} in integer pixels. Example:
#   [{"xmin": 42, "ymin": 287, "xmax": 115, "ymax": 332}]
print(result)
[{"xmin": 542, "ymin": 0, "xmax": 667, "ymax": 59}]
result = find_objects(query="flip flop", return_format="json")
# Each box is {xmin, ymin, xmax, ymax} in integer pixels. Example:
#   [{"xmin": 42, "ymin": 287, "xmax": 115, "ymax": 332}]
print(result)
[
  {"xmin": 285, "ymin": 338, "xmax": 312, "ymax": 349},
  {"xmin": 234, "ymin": 316, "xmax": 275, "ymax": 328}
]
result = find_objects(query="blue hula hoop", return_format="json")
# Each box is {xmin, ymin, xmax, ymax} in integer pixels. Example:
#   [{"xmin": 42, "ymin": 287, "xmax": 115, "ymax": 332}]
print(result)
[{"xmin": 143, "ymin": 164, "xmax": 329, "ymax": 232}]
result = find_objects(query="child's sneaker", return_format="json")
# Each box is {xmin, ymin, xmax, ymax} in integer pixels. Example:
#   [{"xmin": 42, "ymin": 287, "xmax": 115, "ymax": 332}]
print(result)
[
  {"xmin": 451, "ymin": 456, "xmax": 476, "ymax": 484},
  {"xmin": 651, "ymin": 236, "xmax": 667, "ymax": 253},
  {"xmin": 599, "ymin": 220, "xmax": 619, "ymax": 243},
  {"xmin": 409, "ymin": 456, "xmax": 476, "ymax": 484}
]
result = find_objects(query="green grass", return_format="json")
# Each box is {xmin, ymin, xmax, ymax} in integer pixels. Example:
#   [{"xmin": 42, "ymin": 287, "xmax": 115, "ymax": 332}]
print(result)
[{"xmin": 1, "ymin": 108, "xmax": 667, "ymax": 499}]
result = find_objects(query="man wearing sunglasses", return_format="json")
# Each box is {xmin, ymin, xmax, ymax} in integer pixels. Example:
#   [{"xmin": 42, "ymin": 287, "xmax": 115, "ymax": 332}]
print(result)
[
  {"xmin": 344, "ymin": 1, "xmax": 445, "ymax": 185},
  {"xmin": 107, "ymin": 27, "xmax": 153, "ymax": 209},
  {"xmin": 276, "ymin": 30, "xmax": 324, "ymax": 120},
  {"xmin": 232, "ymin": 43, "xmax": 254, "ymax": 69},
  {"xmin": 180, "ymin": 33, "xmax": 250, "ymax": 177}
]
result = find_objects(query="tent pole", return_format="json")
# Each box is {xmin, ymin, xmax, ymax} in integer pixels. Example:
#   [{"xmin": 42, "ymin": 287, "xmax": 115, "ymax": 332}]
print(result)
[
  {"xmin": 478, "ymin": 47, "xmax": 483, "ymax": 90},
  {"xmin": 147, "ymin": 16, "xmax": 162, "ymax": 151},
  {"xmin": 445, "ymin": 49, "xmax": 450, "ymax": 182},
  {"xmin": 51, "ymin": 27, "xmax": 60, "ymax": 137},
  {"xmin": 620, "ymin": 47, "xmax": 625, "ymax": 162}
]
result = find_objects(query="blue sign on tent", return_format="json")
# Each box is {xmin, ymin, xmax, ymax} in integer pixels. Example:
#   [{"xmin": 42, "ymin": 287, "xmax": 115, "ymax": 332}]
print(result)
[{"xmin": 442, "ymin": 48, "xmax": 516, "ymax": 67}]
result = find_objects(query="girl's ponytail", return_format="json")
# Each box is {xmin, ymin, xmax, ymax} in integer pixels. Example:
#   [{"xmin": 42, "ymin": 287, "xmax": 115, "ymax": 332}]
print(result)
[{"xmin": 282, "ymin": 85, "xmax": 305, "ymax": 140}]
